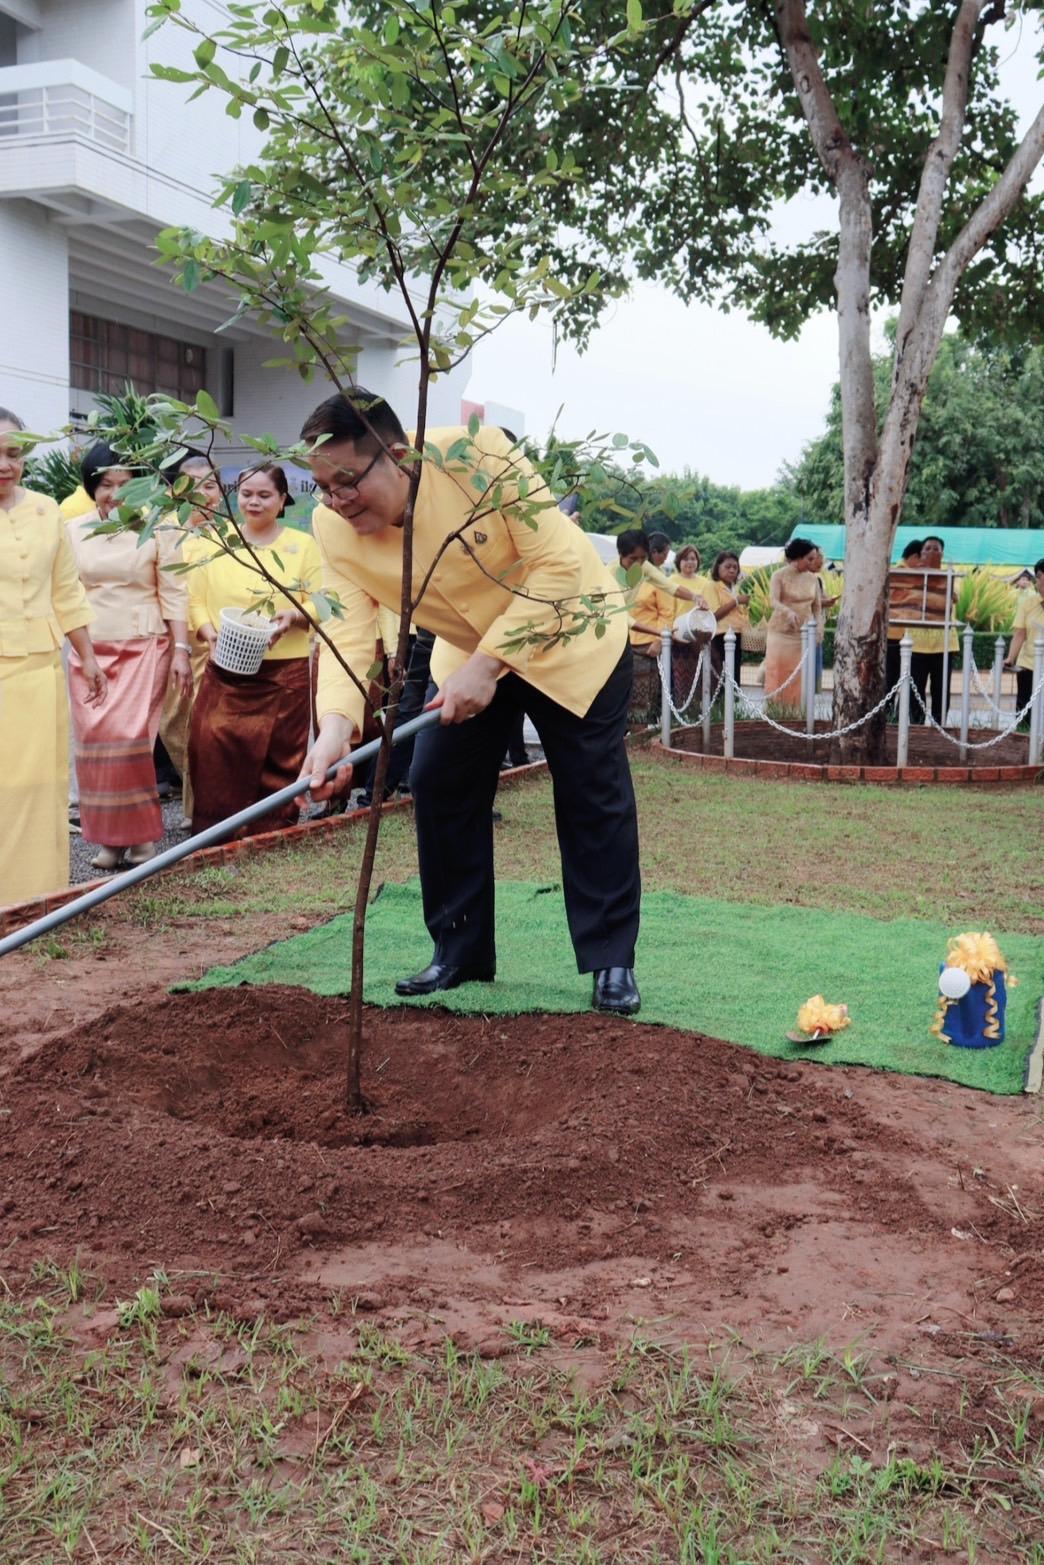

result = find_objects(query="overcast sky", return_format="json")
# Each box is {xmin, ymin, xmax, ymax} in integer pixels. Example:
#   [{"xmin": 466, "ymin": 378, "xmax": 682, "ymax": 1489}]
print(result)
[{"xmin": 466, "ymin": 22, "xmax": 1043, "ymax": 491}]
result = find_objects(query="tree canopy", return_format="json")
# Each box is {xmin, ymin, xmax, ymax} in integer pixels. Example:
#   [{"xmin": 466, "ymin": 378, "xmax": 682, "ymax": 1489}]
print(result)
[
  {"xmin": 356, "ymin": 0, "xmax": 1042, "ymax": 347},
  {"xmin": 786, "ymin": 331, "xmax": 1044, "ymax": 529}
]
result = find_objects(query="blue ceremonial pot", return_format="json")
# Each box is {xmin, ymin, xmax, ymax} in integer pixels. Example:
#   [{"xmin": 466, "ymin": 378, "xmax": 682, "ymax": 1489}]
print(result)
[{"xmin": 938, "ymin": 967, "xmax": 1007, "ymax": 1049}]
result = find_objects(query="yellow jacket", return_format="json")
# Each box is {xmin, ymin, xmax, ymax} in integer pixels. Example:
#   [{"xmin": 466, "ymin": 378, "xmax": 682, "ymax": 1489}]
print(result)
[
  {"xmin": 628, "ymin": 579, "xmax": 677, "ymax": 653},
  {"xmin": 0, "ymin": 488, "xmax": 93, "ymax": 657},
  {"xmin": 313, "ymin": 426, "xmax": 627, "ymax": 734}
]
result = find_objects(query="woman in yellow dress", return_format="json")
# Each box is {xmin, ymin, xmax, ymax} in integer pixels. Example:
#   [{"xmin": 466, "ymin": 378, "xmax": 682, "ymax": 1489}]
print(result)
[
  {"xmin": 704, "ymin": 550, "xmax": 751, "ymax": 681},
  {"xmin": 0, "ymin": 408, "xmax": 106, "ymax": 904},
  {"xmin": 763, "ymin": 538, "xmax": 820, "ymax": 711},
  {"xmin": 673, "ymin": 543, "xmax": 712, "ymax": 600},
  {"xmin": 187, "ymin": 463, "xmax": 321, "ymax": 836}
]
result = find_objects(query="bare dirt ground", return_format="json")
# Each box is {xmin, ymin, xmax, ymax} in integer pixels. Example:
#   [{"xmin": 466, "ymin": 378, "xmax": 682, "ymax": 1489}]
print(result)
[
  {"xmin": 2, "ymin": 937, "xmax": 1042, "ymax": 1357},
  {"xmin": 3, "ymin": 922, "xmax": 1044, "ymax": 1559}
]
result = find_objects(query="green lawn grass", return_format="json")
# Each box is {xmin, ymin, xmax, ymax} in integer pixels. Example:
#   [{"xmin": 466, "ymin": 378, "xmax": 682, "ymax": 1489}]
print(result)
[
  {"xmin": 111, "ymin": 753, "xmax": 1044, "ymax": 935},
  {"xmin": 3, "ymin": 1280, "xmax": 1043, "ymax": 1564},
  {"xmin": 185, "ymin": 880, "xmax": 1042, "ymax": 1093}
]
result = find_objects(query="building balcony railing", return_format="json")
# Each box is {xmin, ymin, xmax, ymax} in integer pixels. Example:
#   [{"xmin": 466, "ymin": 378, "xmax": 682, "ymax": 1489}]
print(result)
[{"xmin": 0, "ymin": 60, "xmax": 132, "ymax": 156}]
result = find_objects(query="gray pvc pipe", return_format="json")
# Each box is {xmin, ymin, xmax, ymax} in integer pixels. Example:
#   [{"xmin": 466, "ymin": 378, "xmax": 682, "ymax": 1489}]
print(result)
[{"xmin": 0, "ymin": 708, "xmax": 442, "ymax": 959}]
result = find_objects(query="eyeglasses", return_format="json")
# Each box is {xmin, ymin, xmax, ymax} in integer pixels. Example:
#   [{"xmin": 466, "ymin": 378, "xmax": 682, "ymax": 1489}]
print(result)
[{"xmin": 315, "ymin": 448, "xmax": 384, "ymax": 504}]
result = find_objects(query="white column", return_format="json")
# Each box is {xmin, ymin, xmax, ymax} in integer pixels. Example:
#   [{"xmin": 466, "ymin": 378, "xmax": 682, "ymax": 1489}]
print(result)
[
  {"xmin": 660, "ymin": 627, "xmax": 672, "ymax": 748},
  {"xmin": 896, "ymin": 634, "xmax": 913, "ymax": 768},
  {"xmin": 959, "ymin": 624, "xmax": 974, "ymax": 761},
  {"xmin": 993, "ymin": 636, "xmax": 1006, "ymax": 719},
  {"xmin": 723, "ymin": 630, "xmax": 736, "ymax": 760},
  {"xmin": 1029, "ymin": 634, "xmax": 1044, "ymax": 767},
  {"xmin": 802, "ymin": 617, "xmax": 816, "ymax": 737}
]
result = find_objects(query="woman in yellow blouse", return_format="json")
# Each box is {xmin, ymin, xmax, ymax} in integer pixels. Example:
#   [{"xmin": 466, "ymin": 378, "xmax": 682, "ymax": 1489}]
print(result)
[
  {"xmin": 67, "ymin": 442, "xmax": 191, "ymax": 871},
  {"xmin": 187, "ymin": 463, "xmax": 321, "ymax": 836},
  {"xmin": 909, "ymin": 534, "xmax": 959, "ymax": 726},
  {"xmin": 673, "ymin": 544, "xmax": 712, "ymax": 602},
  {"xmin": 0, "ymin": 409, "xmax": 106, "ymax": 903},
  {"xmin": 704, "ymin": 550, "xmax": 750, "ymax": 680},
  {"xmin": 763, "ymin": 539, "xmax": 820, "ymax": 711},
  {"xmin": 1004, "ymin": 557, "xmax": 1044, "ymax": 717}
]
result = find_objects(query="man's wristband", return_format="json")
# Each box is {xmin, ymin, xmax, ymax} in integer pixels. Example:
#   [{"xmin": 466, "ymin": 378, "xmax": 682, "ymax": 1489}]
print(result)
[{"xmin": 174, "ymin": 641, "xmax": 192, "ymax": 654}]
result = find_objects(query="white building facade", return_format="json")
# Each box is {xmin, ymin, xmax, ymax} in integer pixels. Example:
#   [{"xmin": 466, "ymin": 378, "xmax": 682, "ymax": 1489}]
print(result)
[{"xmin": 0, "ymin": 0, "xmax": 472, "ymax": 461}]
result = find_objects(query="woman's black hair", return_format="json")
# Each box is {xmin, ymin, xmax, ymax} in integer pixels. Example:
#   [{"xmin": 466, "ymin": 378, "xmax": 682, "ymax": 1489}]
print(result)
[
  {"xmin": 0, "ymin": 407, "xmax": 25, "ymax": 431},
  {"xmin": 710, "ymin": 550, "xmax": 740, "ymax": 581},
  {"xmin": 784, "ymin": 537, "xmax": 816, "ymax": 563},
  {"xmin": 81, "ymin": 441, "xmax": 137, "ymax": 500},
  {"xmin": 238, "ymin": 462, "xmax": 291, "ymax": 517}
]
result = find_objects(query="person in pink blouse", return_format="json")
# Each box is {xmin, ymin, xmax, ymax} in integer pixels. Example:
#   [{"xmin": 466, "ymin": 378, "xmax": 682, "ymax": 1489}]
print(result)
[{"xmin": 66, "ymin": 443, "xmax": 191, "ymax": 871}]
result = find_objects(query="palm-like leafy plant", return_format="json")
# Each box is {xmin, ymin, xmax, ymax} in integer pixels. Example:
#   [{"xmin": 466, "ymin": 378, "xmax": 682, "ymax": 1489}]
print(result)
[{"xmin": 23, "ymin": 446, "xmax": 83, "ymax": 504}]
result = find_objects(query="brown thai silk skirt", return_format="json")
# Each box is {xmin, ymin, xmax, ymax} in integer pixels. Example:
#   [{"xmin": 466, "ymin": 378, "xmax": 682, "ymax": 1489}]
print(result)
[{"xmin": 189, "ymin": 655, "xmax": 311, "ymax": 837}]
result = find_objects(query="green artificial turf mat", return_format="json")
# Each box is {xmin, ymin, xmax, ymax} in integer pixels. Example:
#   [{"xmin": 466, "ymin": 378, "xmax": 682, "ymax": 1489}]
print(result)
[{"xmin": 181, "ymin": 880, "xmax": 1042, "ymax": 1094}]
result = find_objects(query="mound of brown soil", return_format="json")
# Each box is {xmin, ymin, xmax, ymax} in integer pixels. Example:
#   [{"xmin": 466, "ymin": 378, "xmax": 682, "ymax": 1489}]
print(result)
[{"xmin": 2, "ymin": 988, "xmax": 1042, "ymax": 1349}]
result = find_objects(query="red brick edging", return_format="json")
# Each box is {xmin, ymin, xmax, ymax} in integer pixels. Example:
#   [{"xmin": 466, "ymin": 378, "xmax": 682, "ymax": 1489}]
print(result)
[
  {"xmin": 0, "ymin": 759, "xmax": 551, "ymax": 939},
  {"xmin": 654, "ymin": 739, "xmax": 1043, "ymax": 787}
]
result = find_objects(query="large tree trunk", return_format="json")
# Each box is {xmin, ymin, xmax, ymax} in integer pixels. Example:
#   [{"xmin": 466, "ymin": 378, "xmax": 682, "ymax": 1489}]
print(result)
[{"xmin": 776, "ymin": 0, "xmax": 1044, "ymax": 762}]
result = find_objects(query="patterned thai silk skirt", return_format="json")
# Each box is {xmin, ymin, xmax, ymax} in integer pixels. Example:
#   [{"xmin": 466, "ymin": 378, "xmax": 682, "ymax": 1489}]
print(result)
[
  {"xmin": 69, "ymin": 636, "xmax": 170, "ymax": 847},
  {"xmin": 188, "ymin": 655, "xmax": 311, "ymax": 837}
]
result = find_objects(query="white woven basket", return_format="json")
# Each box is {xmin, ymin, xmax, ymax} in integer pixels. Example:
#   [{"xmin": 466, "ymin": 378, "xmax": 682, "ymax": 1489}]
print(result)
[
  {"xmin": 213, "ymin": 608, "xmax": 273, "ymax": 675},
  {"xmin": 673, "ymin": 607, "xmax": 717, "ymax": 645}
]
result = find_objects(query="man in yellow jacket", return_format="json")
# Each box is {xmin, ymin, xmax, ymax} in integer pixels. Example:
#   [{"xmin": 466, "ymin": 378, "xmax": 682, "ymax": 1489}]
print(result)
[{"xmin": 300, "ymin": 390, "xmax": 641, "ymax": 1015}]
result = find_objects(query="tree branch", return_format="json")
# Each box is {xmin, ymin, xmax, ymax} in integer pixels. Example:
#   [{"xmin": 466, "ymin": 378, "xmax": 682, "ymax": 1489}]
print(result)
[
  {"xmin": 894, "ymin": 0, "xmax": 988, "ymax": 373},
  {"xmin": 774, "ymin": 0, "xmax": 877, "ymax": 520}
]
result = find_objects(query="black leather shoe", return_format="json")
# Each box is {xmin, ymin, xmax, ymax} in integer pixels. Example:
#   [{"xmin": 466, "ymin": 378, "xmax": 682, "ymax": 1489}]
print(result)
[
  {"xmin": 592, "ymin": 967, "xmax": 641, "ymax": 1016},
  {"xmin": 395, "ymin": 961, "xmax": 495, "ymax": 997}
]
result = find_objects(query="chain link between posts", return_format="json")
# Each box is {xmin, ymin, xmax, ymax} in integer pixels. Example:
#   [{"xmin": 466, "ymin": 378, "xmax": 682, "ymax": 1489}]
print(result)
[
  {"xmin": 967, "ymin": 658, "xmax": 1013, "ymax": 722},
  {"xmin": 909, "ymin": 677, "xmax": 1044, "ymax": 749},
  {"xmin": 656, "ymin": 645, "xmax": 731, "ymax": 727},
  {"xmin": 727, "ymin": 674, "xmax": 905, "ymax": 742},
  {"xmin": 657, "ymin": 640, "xmax": 1043, "ymax": 749}
]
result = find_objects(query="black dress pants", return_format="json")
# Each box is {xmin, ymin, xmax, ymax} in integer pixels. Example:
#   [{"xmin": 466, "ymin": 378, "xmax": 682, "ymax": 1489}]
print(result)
[
  {"xmin": 410, "ymin": 648, "xmax": 640, "ymax": 974},
  {"xmin": 911, "ymin": 651, "xmax": 951, "ymax": 726}
]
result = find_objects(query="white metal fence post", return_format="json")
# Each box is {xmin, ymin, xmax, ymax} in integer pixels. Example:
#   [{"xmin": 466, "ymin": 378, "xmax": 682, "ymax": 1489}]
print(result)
[
  {"xmin": 701, "ymin": 640, "xmax": 712, "ymax": 750},
  {"xmin": 896, "ymin": 634, "xmax": 913, "ymax": 768},
  {"xmin": 660, "ymin": 627, "xmax": 672, "ymax": 748},
  {"xmin": 959, "ymin": 623, "xmax": 974, "ymax": 761},
  {"xmin": 1029, "ymin": 634, "xmax": 1044, "ymax": 767},
  {"xmin": 941, "ymin": 569, "xmax": 956, "ymax": 727},
  {"xmin": 803, "ymin": 617, "xmax": 817, "ymax": 737},
  {"xmin": 993, "ymin": 635, "xmax": 1006, "ymax": 719},
  {"xmin": 723, "ymin": 630, "xmax": 736, "ymax": 759}
]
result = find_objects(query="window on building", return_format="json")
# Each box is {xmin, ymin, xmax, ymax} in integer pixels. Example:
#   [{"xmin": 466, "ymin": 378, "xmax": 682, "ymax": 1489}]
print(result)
[{"xmin": 70, "ymin": 311, "xmax": 207, "ymax": 402}]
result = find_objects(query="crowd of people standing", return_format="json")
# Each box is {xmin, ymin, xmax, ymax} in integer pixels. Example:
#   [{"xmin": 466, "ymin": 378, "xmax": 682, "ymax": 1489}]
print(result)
[
  {"xmin": 2, "ymin": 394, "xmax": 1042, "ymax": 914},
  {"xmin": 0, "ymin": 407, "xmax": 329, "ymax": 905}
]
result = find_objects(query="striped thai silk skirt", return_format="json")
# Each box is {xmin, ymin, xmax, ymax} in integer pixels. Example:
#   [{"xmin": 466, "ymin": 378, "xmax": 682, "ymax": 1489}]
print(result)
[
  {"xmin": 69, "ymin": 635, "xmax": 171, "ymax": 847},
  {"xmin": 188, "ymin": 655, "xmax": 311, "ymax": 837}
]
